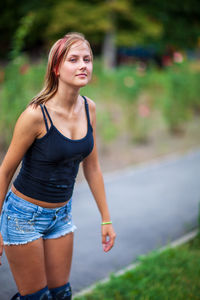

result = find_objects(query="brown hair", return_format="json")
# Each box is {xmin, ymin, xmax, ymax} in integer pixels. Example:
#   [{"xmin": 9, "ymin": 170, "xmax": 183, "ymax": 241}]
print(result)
[{"xmin": 29, "ymin": 32, "xmax": 93, "ymax": 106}]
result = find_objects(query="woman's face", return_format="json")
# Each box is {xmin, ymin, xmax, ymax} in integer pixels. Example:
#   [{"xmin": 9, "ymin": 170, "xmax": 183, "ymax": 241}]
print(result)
[{"xmin": 58, "ymin": 41, "xmax": 93, "ymax": 88}]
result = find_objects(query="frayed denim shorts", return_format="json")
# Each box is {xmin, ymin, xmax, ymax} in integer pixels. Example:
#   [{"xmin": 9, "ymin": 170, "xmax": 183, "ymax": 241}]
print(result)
[{"xmin": 0, "ymin": 189, "xmax": 77, "ymax": 245}]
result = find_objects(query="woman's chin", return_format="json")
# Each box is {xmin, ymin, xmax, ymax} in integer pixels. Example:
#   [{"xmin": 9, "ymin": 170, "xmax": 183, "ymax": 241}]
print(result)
[{"xmin": 74, "ymin": 81, "xmax": 89, "ymax": 88}]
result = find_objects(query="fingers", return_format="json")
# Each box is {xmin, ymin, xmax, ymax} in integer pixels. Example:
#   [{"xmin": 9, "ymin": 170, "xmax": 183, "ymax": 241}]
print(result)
[
  {"xmin": 103, "ymin": 235, "xmax": 116, "ymax": 252},
  {"xmin": 102, "ymin": 233, "xmax": 109, "ymax": 252},
  {"xmin": 102, "ymin": 241, "xmax": 111, "ymax": 252},
  {"xmin": 102, "ymin": 232, "xmax": 107, "ymax": 245},
  {"xmin": 102, "ymin": 227, "xmax": 116, "ymax": 252}
]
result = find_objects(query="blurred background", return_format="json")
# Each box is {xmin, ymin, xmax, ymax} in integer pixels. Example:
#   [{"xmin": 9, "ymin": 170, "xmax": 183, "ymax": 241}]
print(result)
[{"xmin": 0, "ymin": 0, "xmax": 200, "ymax": 173}]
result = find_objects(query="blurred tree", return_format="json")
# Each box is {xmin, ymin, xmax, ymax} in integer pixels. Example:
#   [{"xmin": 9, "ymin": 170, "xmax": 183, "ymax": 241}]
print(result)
[
  {"xmin": 44, "ymin": 0, "xmax": 162, "ymax": 69},
  {"xmin": 10, "ymin": 12, "xmax": 36, "ymax": 59},
  {"xmin": 134, "ymin": 0, "xmax": 200, "ymax": 49},
  {"xmin": 0, "ymin": 0, "xmax": 54, "ymax": 58},
  {"xmin": 101, "ymin": 0, "xmax": 162, "ymax": 70},
  {"xmin": 0, "ymin": 0, "xmax": 162, "ymax": 65},
  {"xmin": 1, "ymin": 0, "xmax": 200, "ymax": 64},
  {"xmin": 100, "ymin": 0, "xmax": 117, "ymax": 70}
]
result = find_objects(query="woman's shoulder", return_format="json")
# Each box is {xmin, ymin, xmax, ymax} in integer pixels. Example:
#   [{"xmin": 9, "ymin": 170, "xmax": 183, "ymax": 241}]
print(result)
[
  {"xmin": 20, "ymin": 104, "xmax": 44, "ymax": 124},
  {"xmin": 83, "ymin": 96, "xmax": 96, "ymax": 112},
  {"xmin": 12, "ymin": 104, "xmax": 44, "ymax": 139},
  {"xmin": 16, "ymin": 104, "xmax": 44, "ymax": 132},
  {"xmin": 82, "ymin": 96, "xmax": 96, "ymax": 126}
]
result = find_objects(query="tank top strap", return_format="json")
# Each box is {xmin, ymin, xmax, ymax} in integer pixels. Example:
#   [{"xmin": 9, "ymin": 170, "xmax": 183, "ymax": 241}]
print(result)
[
  {"xmin": 82, "ymin": 95, "xmax": 92, "ymax": 128},
  {"xmin": 43, "ymin": 104, "xmax": 53, "ymax": 127},
  {"xmin": 39, "ymin": 104, "xmax": 49, "ymax": 132}
]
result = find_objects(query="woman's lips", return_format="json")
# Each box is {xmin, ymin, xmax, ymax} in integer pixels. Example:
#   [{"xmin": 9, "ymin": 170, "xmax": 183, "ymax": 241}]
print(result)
[{"xmin": 76, "ymin": 74, "xmax": 87, "ymax": 77}]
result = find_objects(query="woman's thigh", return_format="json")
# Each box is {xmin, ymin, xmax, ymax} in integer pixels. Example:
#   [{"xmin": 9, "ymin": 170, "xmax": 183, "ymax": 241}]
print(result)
[
  {"xmin": 43, "ymin": 232, "xmax": 74, "ymax": 289},
  {"xmin": 4, "ymin": 238, "xmax": 47, "ymax": 296}
]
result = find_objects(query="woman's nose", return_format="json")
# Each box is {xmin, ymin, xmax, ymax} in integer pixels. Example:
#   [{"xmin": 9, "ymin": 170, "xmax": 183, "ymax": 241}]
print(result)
[{"xmin": 79, "ymin": 60, "xmax": 87, "ymax": 69}]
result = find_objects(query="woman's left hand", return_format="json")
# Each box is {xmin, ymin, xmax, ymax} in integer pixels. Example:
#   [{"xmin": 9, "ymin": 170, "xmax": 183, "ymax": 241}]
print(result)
[{"xmin": 101, "ymin": 224, "xmax": 116, "ymax": 252}]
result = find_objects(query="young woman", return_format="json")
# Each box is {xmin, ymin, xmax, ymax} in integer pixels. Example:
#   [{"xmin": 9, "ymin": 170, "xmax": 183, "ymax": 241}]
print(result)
[{"xmin": 0, "ymin": 32, "xmax": 116, "ymax": 300}]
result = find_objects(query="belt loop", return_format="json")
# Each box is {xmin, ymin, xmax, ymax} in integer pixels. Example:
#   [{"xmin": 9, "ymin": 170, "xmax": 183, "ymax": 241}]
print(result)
[
  {"xmin": 30, "ymin": 205, "xmax": 42, "ymax": 221},
  {"xmin": 34, "ymin": 205, "xmax": 42, "ymax": 217},
  {"xmin": 36, "ymin": 205, "xmax": 43, "ymax": 215}
]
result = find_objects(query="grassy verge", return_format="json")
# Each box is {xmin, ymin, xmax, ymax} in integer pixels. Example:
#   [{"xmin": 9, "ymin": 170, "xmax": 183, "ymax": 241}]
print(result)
[{"xmin": 74, "ymin": 231, "xmax": 200, "ymax": 300}]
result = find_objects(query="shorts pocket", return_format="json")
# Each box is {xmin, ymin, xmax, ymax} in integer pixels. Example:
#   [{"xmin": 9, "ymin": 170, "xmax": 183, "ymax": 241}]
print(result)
[
  {"xmin": 7, "ymin": 215, "xmax": 36, "ymax": 233},
  {"xmin": 6, "ymin": 202, "xmax": 35, "ymax": 220}
]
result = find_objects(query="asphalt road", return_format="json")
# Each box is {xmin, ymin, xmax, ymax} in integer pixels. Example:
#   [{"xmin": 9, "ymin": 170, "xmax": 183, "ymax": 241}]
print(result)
[{"xmin": 0, "ymin": 148, "xmax": 200, "ymax": 299}]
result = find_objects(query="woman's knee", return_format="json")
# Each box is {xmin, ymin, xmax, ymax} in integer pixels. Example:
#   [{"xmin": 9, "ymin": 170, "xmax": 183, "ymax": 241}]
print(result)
[
  {"xmin": 11, "ymin": 286, "xmax": 52, "ymax": 299},
  {"xmin": 13, "ymin": 282, "xmax": 73, "ymax": 300}
]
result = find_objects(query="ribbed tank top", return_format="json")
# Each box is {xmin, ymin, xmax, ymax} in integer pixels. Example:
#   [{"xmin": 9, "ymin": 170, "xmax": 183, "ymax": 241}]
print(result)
[{"xmin": 13, "ymin": 95, "xmax": 94, "ymax": 203}]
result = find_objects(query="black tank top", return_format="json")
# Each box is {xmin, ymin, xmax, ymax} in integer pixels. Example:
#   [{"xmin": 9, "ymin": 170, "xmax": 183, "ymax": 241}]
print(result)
[{"xmin": 13, "ymin": 95, "xmax": 94, "ymax": 203}]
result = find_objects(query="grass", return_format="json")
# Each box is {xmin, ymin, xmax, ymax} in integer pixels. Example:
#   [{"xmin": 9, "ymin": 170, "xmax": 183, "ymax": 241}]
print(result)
[{"xmin": 74, "ymin": 232, "xmax": 200, "ymax": 300}]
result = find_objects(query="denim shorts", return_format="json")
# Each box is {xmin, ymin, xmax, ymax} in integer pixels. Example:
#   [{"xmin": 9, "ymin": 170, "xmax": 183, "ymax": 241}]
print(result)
[{"xmin": 0, "ymin": 189, "xmax": 77, "ymax": 245}]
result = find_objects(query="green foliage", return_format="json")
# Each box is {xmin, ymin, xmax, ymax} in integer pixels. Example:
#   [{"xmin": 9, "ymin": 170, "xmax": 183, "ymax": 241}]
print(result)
[
  {"xmin": 3, "ymin": 0, "xmax": 197, "ymax": 57},
  {"xmin": 135, "ymin": 0, "xmax": 200, "ymax": 48},
  {"xmin": 10, "ymin": 12, "xmax": 36, "ymax": 60},
  {"xmin": 146, "ymin": 62, "xmax": 200, "ymax": 133},
  {"xmin": 45, "ymin": 1, "xmax": 108, "ymax": 40},
  {"xmin": 0, "ymin": 0, "xmax": 55, "ymax": 57},
  {"xmin": 74, "ymin": 234, "xmax": 200, "ymax": 300},
  {"xmin": 0, "ymin": 55, "xmax": 46, "ymax": 146},
  {"xmin": 43, "ymin": 0, "xmax": 163, "ymax": 48},
  {"xmin": 80, "ymin": 60, "xmax": 200, "ymax": 142},
  {"xmin": 96, "ymin": 110, "xmax": 119, "ymax": 143},
  {"xmin": 116, "ymin": 6, "xmax": 163, "ymax": 46},
  {"xmin": 0, "ymin": 56, "xmax": 200, "ymax": 147}
]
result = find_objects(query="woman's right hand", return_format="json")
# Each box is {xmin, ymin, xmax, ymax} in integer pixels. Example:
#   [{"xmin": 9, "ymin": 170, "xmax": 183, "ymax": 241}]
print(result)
[{"xmin": 0, "ymin": 232, "xmax": 3, "ymax": 266}]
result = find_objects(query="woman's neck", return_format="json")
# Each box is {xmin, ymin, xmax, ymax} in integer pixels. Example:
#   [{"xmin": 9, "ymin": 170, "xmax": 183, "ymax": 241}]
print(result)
[{"xmin": 49, "ymin": 82, "xmax": 81, "ymax": 113}]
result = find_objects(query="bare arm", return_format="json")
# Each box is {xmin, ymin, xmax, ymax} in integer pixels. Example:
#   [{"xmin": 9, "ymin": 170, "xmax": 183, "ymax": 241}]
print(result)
[
  {"xmin": 82, "ymin": 98, "xmax": 116, "ymax": 252},
  {"xmin": 0, "ymin": 105, "xmax": 44, "ymax": 264},
  {"xmin": 0, "ymin": 105, "xmax": 43, "ymax": 213}
]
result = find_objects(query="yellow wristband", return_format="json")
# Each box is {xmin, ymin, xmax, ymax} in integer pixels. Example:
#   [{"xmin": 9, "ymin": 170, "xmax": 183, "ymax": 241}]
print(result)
[{"xmin": 101, "ymin": 221, "xmax": 112, "ymax": 225}]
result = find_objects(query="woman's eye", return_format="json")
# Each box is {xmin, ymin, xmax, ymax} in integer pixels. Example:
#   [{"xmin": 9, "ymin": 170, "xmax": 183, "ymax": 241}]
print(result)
[{"xmin": 69, "ymin": 58, "xmax": 91, "ymax": 62}]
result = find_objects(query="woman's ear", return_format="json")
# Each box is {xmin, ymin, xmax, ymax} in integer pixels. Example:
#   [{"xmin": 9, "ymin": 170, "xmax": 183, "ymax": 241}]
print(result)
[
  {"xmin": 54, "ymin": 69, "xmax": 59, "ymax": 77},
  {"xmin": 53, "ymin": 67, "xmax": 59, "ymax": 77}
]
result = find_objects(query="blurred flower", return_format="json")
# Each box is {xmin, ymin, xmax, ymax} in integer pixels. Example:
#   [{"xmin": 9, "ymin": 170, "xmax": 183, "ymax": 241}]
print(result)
[
  {"xmin": 124, "ymin": 76, "xmax": 135, "ymax": 87},
  {"xmin": 162, "ymin": 55, "xmax": 172, "ymax": 67},
  {"xmin": 138, "ymin": 104, "xmax": 150, "ymax": 118},
  {"xmin": 173, "ymin": 52, "xmax": 183, "ymax": 63},
  {"xmin": 19, "ymin": 63, "xmax": 30, "ymax": 75}
]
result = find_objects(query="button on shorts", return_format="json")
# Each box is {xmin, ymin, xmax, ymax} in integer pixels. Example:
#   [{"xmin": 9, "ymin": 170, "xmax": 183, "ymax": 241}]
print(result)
[{"xmin": 0, "ymin": 189, "xmax": 77, "ymax": 245}]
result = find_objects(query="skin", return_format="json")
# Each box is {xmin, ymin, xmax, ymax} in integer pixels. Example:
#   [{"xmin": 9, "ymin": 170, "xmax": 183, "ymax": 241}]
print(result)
[{"xmin": 0, "ymin": 40, "xmax": 116, "ymax": 295}]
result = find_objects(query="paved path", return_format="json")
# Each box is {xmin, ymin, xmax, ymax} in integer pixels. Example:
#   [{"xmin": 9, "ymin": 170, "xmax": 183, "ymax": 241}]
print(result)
[{"xmin": 0, "ymin": 148, "xmax": 200, "ymax": 298}]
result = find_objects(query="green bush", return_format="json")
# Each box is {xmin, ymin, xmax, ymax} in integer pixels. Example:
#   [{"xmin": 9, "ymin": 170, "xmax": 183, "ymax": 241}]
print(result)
[
  {"xmin": 147, "ymin": 62, "xmax": 200, "ymax": 133},
  {"xmin": 0, "ymin": 57, "xmax": 200, "ymax": 147},
  {"xmin": 0, "ymin": 55, "xmax": 46, "ymax": 146}
]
